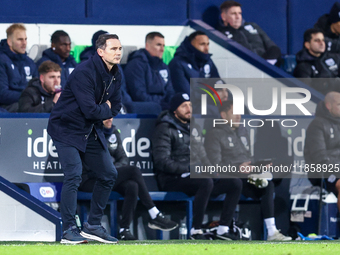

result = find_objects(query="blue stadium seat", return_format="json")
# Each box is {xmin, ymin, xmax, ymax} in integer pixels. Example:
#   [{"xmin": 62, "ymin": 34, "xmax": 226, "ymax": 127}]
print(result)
[{"xmin": 281, "ymin": 55, "xmax": 297, "ymax": 75}]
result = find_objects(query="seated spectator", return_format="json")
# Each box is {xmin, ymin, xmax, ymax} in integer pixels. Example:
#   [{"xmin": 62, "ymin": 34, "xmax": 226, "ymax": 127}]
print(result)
[
  {"xmin": 304, "ymin": 91, "xmax": 340, "ymax": 212},
  {"xmin": 204, "ymin": 101, "xmax": 292, "ymax": 241},
  {"xmin": 79, "ymin": 118, "xmax": 178, "ymax": 240},
  {"xmin": 314, "ymin": 2, "xmax": 340, "ymax": 53},
  {"xmin": 294, "ymin": 28, "xmax": 340, "ymax": 94},
  {"xmin": 218, "ymin": 1, "xmax": 281, "ymax": 66},
  {"xmin": 36, "ymin": 30, "xmax": 77, "ymax": 88},
  {"xmin": 169, "ymin": 31, "xmax": 220, "ymax": 95},
  {"xmin": 80, "ymin": 30, "xmax": 108, "ymax": 62},
  {"xmin": 0, "ymin": 23, "xmax": 38, "ymax": 112},
  {"xmin": 152, "ymin": 93, "xmax": 242, "ymax": 240},
  {"xmin": 18, "ymin": 60, "xmax": 61, "ymax": 113},
  {"xmin": 124, "ymin": 32, "xmax": 174, "ymax": 110}
]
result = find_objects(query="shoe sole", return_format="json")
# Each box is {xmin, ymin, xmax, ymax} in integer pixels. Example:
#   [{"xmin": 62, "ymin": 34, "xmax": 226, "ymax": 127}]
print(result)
[
  {"xmin": 190, "ymin": 236, "xmax": 207, "ymax": 240},
  {"xmin": 80, "ymin": 231, "xmax": 118, "ymax": 244},
  {"xmin": 148, "ymin": 223, "xmax": 178, "ymax": 231},
  {"xmin": 267, "ymin": 238, "xmax": 292, "ymax": 241},
  {"xmin": 60, "ymin": 238, "xmax": 88, "ymax": 244},
  {"xmin": 215, "ymin": 234, "xmax": 233, "ymax": 241}
]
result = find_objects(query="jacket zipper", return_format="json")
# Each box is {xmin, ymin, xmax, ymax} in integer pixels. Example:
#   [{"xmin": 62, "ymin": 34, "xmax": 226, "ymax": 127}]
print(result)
[
  {"xmin": 85, "ymin": 124, "xmax": 94, "ymax": 140},
  {"xmin": 88, "ymin": 76, "xmax": 115, "ymax": 140},
  {"xmin": 99, "ymin": 76, "xmax": 115, "ymax": 104}
]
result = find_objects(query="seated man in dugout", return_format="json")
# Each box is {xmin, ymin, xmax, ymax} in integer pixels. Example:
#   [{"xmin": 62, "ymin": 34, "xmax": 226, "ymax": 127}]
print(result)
[
  {"xmin": 204, "ymin": 101, "xmax": 292, "ymax": 241},
  {"xmin": 36, "ymin": 30, "xmax": 77, "ymax": 88},
  {"xmin": 294, "ymin": 28, "xmax": 340, "ymax": 95},
  {"xmin": 0, "ymin": 23, "xmax": 38, "ymax": 112},
  {"xmin": 18, "ymin": 60, "xmax": 62, "ymax": 113},
  {"xmin": 169, "ymin": 31, "xmax": 220, "ymax": 95},
  {"xmin": 218, "ymin": 0, "xmax": 282, "ymax": 66},
  {"xmin": 152, "ymin": 92, "xmax": 242, "ymax": 240},
  {"xmin": 124, "ymin": 32, "xmax": 174, "ymax": 110},
  {"xmin": 304, "ymin": 91, "xmax": 340, "ymax": 212}
]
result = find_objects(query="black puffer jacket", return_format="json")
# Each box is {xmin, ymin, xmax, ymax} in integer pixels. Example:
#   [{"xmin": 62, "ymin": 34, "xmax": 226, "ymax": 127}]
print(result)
[
  {"xmin": 152, "ymin": 111, "xmax": 210, "ymax": 184},
  {"xmin": 294, "ymin": 48, "xmax": 340, "ymax": 94},
  {"xmin": 18, "ymin": 78, "xmax": 55, "ymax": 113},
  {"xmin": 314, "ymin": 14, "xmax": 340, "ymax": 53},
  {"xmin": 304, "ymin": 101, "xmax": 340, "ymax": 173},
  {"xmin": 218, "ymin": 22, "xmax": 281, "ymax": 60},
  {"xmin": 204, "ymin": 124, "xmax": 251, "ymax": 168}
]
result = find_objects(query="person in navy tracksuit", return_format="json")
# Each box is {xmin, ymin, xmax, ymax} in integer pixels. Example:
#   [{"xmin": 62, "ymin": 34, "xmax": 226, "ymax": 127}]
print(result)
[
  {"xmin": 48, "ymin": 34, "xmax": 122, "ymax": 244},
  {"xmin": 168, "ymin": 31, "xmax": 220, "ymax": 95},
  {"xmin": 0, "ymin": 23, "xmax": 38, "ymax": 112},
  {"xmin": 36, "ymin": 30, "xmax": 77, "ymax": 88},
  {"xmin": 124, "ymin": 32, "xmax": 174, "ymax": 110}
]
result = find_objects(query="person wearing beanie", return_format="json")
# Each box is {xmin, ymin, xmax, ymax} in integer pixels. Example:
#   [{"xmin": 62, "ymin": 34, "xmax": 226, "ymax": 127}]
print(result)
[
  {"xmin": 315, "ymin": 2, "xmax": 340, "ymax": 53},
  {"xmin": 80, "ymin": 30, "xmax": 108, "ymax": 62},
  {"xmin": 169, "ymin": 31, "xmax": 220, "ymax": 95},
  {"xmin": 152, "ymin": 93, "xmax": 243, "ymax": 240},
  {"xmin": 218, "ymin": 1, "xmax": 282, "ymax": 66},
  {"xmin": 294, "ymin": 28, "xmax": 340, "ymax": 94},
  {"xmin": 124, "ymin": 31, "xmax": 175, "ymax": 110}
]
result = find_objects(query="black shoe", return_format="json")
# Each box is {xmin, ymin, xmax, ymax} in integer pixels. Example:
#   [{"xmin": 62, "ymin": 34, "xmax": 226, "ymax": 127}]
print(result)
[
  {"xmin": 190, "ymin": 229, "xmax": 207, "ymax": 240},
  {"xmin": 148, "ymin": 212, "xmax": 178, "ymax": 231},
  {"xmin": 214, "ymin": 230, "xmax": 239, "ymax": 241},
  {"xmin": 119, "ymin": 229, "xmax": 137, "ymax": 240},
  {"xmin": 60, "ymin": 225, "xmax": 88, "ymax": 244},
  {"xmin": 80, "ymin": 222, "xmax": 118, "ymax": 244}
]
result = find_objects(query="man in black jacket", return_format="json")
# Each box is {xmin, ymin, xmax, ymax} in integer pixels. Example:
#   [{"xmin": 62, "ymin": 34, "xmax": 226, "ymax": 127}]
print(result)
[
  {"xmin": 314, "ymin": 2, "xmax": 340, "ymax": 54},
  {"xmin": 152, "ymin": 93, "xmax": 242, "ymax": 240},
  {"xmin": 18, "ymin": 60, "xmax": 61, "ymax": 113},
  {"xmin": 304, "ymin": 91, "xmax": 340, "ymax": 211},
  {"xmin": 218, "ymin": 1, "xmax": 281, "ymax": 66},
  {"xmin": 294, "ymin": 28, "xmax": 340, "ymax": 94},
  {"xmin": 204, "ymin": 101, "xmax": 292, "ymax": 241},
  {"xmin": 48, "ymin": 34, "xmax": 122, "ymax": 244},
  {"xmin": 79, "ymin": 118, "xmax": 178, "ymax": 240}
]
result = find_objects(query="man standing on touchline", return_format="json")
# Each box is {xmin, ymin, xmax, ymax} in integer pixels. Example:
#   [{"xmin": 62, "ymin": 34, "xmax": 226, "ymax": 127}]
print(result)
[{"xmin": 48, "ymin": 34, "xmax": 122, "ymax": 244}]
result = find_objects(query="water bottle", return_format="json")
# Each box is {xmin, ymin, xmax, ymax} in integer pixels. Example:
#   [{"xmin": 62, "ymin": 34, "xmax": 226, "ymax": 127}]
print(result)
[{"xmin": 179, "ymin": 223, "xmax": 187, "ymax": 239}]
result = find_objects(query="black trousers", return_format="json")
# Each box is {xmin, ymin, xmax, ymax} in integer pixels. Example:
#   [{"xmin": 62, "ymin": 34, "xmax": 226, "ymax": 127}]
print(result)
[
  {"xmin": 242, "ymin": 179, "xmax": 275, "ymax": 219},
  {"xmin": 80, "ymin": 165, "xmax": 155, "ymax": 229},
  {"xmin": 54, "ymin": 131, "xmax": 117, "ymax": 231},
  {"xmin": 161, "ymin": 176, "xmax": 242, "ymax": 229}
]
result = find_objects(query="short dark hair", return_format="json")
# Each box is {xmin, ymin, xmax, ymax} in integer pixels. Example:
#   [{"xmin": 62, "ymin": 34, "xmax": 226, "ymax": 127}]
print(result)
[
  {"xmin": 188, "ymin": 30, "xmax": 207, "ymax": 42},
  {"xmin": 145, "ymin": 32, "xmax": 164, "ymax": 43},
  {"xmin": 38, "ymin": 60, "xmax": 61, "ymax": 75},
  {"xmin": 96, "ymin": 34, "xmax": 119, "ymax": 50},
  {"xmin": 219, "ymin": 100, "xmax": 234, "ymax": 114},
  {"xmin": 51, "ymin": 30, "xmax": 70, "ymax": 44},
  {"xmin": 220, "ymin": 1, "xmax": 241, "ymax": 13},
  {"xmin": 303, "ymin": 28, "xmax": 324, "ymax": 44}
]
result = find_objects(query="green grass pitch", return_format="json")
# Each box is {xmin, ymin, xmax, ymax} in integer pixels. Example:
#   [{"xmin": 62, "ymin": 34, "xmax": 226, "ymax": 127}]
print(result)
[{"xmin": 1, "ymin": 240, "xmax": 340, "ymax": 255}]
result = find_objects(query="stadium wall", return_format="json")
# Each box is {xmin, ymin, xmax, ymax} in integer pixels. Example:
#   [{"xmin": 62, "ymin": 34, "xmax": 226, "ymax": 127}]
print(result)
[{"xmin": 0, "ymin": 0, "xmax": 337, "ymax": 54}]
